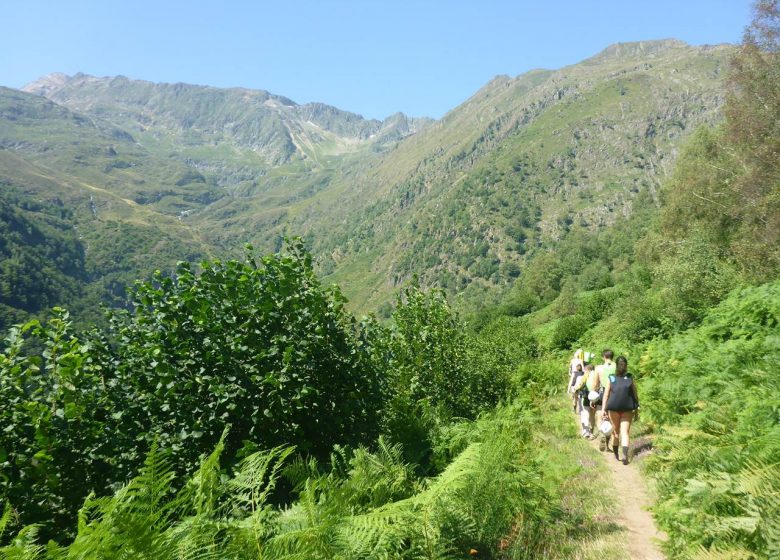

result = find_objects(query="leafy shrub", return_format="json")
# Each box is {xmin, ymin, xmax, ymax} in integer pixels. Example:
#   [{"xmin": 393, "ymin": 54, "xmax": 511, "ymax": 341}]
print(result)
[
  {"xmin": 381, "ymin": 285, "xmax": 515, "ymax": 471},
  {"xmin": 577, "ymin": 261, "xmax": 614, "ymax": 291},
  {"xmin": 613, "ymin": 291, "xmax": 674, "ymax": 343},
  {"xmin": 641, "ymin": 281, "xmax": 780, "ymax": 558},
  {"xmin": 499, "ymin": 288, "xmax": 541, "ymax": 317},
  {"xmin": 382, "ymin": 286, "xmax": 468, "ymax": 469},
  {"xmin": 550, "ymin": 314, "xmax": 590, "ymax": 350},
  {"xmin": 0, "ymin": 241, "xmax": 385, "ymax": 536},
  {"xmin": 469, "ymin": 316, "xmax": 539, "ymax": 405},
  {"xmin": 577, "ymin": 289, "xmax": 615, "ymax": 323},
  {"xmin": 106, "ymin": 240, "xmax": 384, "ymax": 478},
  {"xmin": 0, "ymin": 311, "xmax": 110, "ymax": 539},
  {"xmin": 655, "ymin": 232, "xmax": 738, "ymax": 328},
  {"xmin": 386, "ymin": 286, "xmax": 471, "ymax": 416}
]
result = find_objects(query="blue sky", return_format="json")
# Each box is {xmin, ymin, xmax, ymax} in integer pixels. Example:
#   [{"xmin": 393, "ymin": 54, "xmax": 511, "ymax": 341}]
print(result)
[{"xmin": 2, "ymin": 1, "xmax": 751, "ymax": 119}]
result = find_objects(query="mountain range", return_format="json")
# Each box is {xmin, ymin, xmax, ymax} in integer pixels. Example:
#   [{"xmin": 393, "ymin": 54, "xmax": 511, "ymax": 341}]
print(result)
[{"xmin": 0, "ymin": 39, "xmax": 734, "ymax": 327}]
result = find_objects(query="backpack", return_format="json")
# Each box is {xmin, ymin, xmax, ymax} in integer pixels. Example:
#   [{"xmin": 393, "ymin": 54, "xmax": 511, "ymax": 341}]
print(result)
[{"xmin": 606, "ymin": 374, "xmax": 636, "ymax": 412}]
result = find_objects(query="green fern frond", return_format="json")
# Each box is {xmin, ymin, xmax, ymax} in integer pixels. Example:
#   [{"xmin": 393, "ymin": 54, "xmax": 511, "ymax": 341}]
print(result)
[
  {"xmin": 185, "ymin": 426, "xmax": 229, "ymax": 517},
  {"xmin": 228, "ymin": 446, "xmax": 295, "ymax": 515},
  {"xmin": 689, "ymin": 544, "xmax": 755, "ymax": 560},
  {"xmin": 736, "ymin": 460, "xmax": 780, "ymax": 498},
  {"xmin": 283, "ymin": 456, "xmax": 320, "ymax": 493},
  {"xmin": 63, "ymin": 443, "xmax": 182, "ymax": 559},
  {"xmin": 0, "ymin": 525, "xmax": 46, "ymax": 560},
  {"xmin": 0, "ymin": 502, "xmax": 15, "ymax": 540}
]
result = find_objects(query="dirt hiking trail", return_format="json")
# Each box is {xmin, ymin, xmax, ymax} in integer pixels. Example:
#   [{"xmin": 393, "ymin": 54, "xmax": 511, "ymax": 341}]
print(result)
[{"xmin": 586, "ymin": 431, "xmax": 667, "ymax": 559}]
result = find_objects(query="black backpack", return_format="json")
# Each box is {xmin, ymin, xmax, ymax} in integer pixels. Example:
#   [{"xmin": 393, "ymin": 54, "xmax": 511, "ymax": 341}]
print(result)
[{"xmin": 607, "ymin": 374, "xmax": 636, "ymax": 411}]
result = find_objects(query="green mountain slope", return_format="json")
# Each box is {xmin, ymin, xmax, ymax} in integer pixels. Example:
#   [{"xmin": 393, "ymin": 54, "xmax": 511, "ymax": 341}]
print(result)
[
  {"xmin": 299, "ymin": 40, "xmax": 734, "ymax": 309},
  {"xmin": 2, "ymin": 39, "xmax": 734, "ymax": 324},
  {"xmin": 0, "ymin": 185, "xmax": 86, "ymax": 327},
  {"xmin": 0, "ymin": 87, "xmax": 212, "ymax": 326}
]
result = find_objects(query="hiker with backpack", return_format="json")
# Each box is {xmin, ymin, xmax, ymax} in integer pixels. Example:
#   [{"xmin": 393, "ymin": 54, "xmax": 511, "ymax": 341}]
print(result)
[
  {"xmin": 573, "ymin": 363, "xmax": 600, "ymax": 438},
  {"xmin": 569, "ymin": 348, "xmax": 585, "ymax": 375},
  {"xmin": 567, "ymin": 349, "xmax": 586, "ymax": 413},
  {"xmin": 601, "ymin": 355, "xmax": 640, "ymax": 465},
  {"xmin": 594, "ymin": 349, "xmax": 616, "ymax": 451}
]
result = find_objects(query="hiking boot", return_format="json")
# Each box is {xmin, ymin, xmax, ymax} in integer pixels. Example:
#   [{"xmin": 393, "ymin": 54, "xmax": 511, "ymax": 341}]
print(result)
[
  {"xmin": 622, "ymin": 446, "xmax": 630, "ymax": 465},
  {"xmin": 613, "ymin": 444, "xmax": 620, "ymax": 461}
]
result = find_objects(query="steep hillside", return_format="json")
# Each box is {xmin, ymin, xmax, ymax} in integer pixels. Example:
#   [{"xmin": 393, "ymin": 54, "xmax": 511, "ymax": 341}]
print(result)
[
  {"xmin": 0, "ymin": 185, "xmax": 86, "ymax": 328},
  {"xmin": 301, "ymin": 40, "xmax": 734, "ymax": 309},
  {"xmin": 2, "ymin": 39, "xmax": 734, "ymax": 324},
  {"xmin": 0, "ymin": 86, "xmax": 211, "ymax": 326}
]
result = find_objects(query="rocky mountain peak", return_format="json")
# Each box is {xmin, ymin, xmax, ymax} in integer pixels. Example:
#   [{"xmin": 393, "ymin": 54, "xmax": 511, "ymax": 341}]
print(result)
[
  {"xmin": 584, "ymin": 38, "xmax": 690, "ymax": 64},
  {"xmin": 21, "ymin": 72, "xmax": 72, "ymax": 97}
]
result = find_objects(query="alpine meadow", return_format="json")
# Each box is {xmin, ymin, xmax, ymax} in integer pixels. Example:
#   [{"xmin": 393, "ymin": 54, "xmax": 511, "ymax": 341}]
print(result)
[{"xmin": 0, "ymin": 2, "xmax": 779, "ymax": 559}]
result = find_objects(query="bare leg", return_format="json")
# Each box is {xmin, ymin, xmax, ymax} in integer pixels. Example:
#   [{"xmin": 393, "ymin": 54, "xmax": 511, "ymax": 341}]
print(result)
[
  {"xmin": 619, "ymin": 412, "xmax": 634, "ymax": 463},
  {"xmin": 608, "ymin": 411, "xmax": 621, "ymax": 452}
]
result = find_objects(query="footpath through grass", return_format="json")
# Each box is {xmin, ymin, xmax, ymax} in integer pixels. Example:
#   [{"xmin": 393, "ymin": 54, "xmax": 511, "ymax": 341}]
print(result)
[{"xmin": 525, "ymin": 394, "xmax": 631, "ymax": 560}]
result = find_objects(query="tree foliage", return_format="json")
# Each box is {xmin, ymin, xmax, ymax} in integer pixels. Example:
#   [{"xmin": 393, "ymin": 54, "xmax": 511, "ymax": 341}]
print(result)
[
  {"xmin": 377, "ymin": 285, "xmax": 520, "ymax": 471},
  {"xmin": 0, "ymin": 242, "xmax": 387, "ymax": 538},
  {"xmin": 661, "ymin": 1, "xmax": 780, "ymax": 279},
  {"xmin": 105, "ymin": 239, "xmax": 384, "ymax": 477},
  {"xmin": 0, "ymin": 311, "xmax": 110, "ymax": 536}
]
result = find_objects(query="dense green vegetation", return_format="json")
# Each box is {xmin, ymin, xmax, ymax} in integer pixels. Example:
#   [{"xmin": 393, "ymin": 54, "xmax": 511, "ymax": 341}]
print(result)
[
  {"xmin": 0, "ymin": 186, "xmax": 87, "ymax": 331},
  {"xmin": 0, "ymin": 242, "xmax": 376, "ymax": 537},
  {"xmin": 642, "ymin": 282, "xmax": 780, "ymax": 558},
  {"xmin": 0, "ymin": 242, "xmax": 568, "ymax": 558},
  {"xmin": 1, "ymin": 4, "xmax": 779, "ymax": 559}
]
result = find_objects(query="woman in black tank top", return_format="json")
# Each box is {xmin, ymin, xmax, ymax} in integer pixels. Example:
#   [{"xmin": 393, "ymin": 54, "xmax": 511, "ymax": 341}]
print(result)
[{"xmin": 601, "ymin": 356, "xmax": 640, "ymax": 465}]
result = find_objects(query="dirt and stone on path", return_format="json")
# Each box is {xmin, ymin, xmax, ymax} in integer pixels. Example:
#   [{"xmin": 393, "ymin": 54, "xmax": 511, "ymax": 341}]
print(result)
[{"xmin": 585, "ymin": 426, "xmax": 668, "ymax": 560}]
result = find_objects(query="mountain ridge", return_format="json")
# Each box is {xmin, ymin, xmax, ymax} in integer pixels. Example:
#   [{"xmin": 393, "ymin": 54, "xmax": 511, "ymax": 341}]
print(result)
[
  {"xmin": 1, "ymin": 38, "xmax": 736, "ymax": 325},
  {"xmin": 22, "ymin": 72, "xmax": 434, "ymax": 165}
]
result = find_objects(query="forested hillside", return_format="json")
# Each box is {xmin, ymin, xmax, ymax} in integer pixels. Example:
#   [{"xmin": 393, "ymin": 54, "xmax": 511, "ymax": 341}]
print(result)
[
  {"xmin": 0, "ymin": 186, "xmax": 87, "ymax": 326},
  {"xmin": 1, "ymin": 3, "xmax": 779, "ymax": 559},
  {"xmin": 0, "ymin": 86, "xmax": 211, "ymax": 329}
]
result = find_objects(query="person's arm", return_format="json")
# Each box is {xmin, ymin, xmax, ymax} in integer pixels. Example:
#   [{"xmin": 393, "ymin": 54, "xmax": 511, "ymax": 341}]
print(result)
[
  {"xmin": 594, "ymin": 365, "xmax": 603, "ymax": 391},
  {"xmin": 601, "ymin": 385, "xmax": 611, "ymax": 418},
  {"xmin": 632, "ymin": 381, "xmax": 640, "ymax": 411}
]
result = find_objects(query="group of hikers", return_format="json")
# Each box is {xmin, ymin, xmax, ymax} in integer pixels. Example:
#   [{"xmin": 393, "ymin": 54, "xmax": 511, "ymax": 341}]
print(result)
[{"xmin": 566, "ymin": 348, "xmax": 640, "ymax": 465}]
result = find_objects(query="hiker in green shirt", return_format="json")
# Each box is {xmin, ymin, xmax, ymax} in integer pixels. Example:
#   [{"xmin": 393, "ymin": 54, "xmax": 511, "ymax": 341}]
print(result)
[{"xmin": 594, "ymin": 349, "xmax": 615, "ymax": 451}]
